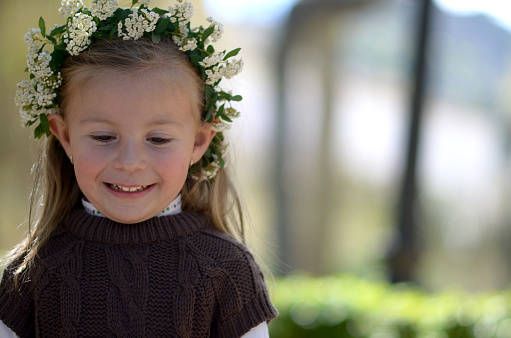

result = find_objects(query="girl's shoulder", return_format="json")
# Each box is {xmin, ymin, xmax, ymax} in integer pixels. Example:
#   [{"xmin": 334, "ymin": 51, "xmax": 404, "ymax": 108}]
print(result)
[
  {"xmin": 193, "ymin": 226, "xmax": 258, "ymax": 268},
  {"xmin": 189, "ymin": 226, "xmax": 273, "ymax": 304},
  {"xmin": 0, "ymin": 254, "xmax": 36, "ymax": 337},
  {"xmin": 188, "ymin": 228, "xmax": 278, "ymax": 336}
]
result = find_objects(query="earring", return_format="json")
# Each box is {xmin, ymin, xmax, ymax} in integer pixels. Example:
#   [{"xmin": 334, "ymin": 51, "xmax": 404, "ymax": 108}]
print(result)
[{"xmin": 70, "ymin": 155, "xmax": 74, "ymax": 164}]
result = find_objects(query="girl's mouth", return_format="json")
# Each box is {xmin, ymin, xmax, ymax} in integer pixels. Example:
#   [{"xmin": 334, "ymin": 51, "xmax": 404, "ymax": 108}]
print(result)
[{"xmin": 108, "ymin": 184, "xmax": 152, "ymax": 192}]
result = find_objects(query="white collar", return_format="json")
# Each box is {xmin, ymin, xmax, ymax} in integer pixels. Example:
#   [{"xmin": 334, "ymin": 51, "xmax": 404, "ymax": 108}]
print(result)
[{"xmin": 82, "ymin": 194, "xmax": 182, "ymax": 218}]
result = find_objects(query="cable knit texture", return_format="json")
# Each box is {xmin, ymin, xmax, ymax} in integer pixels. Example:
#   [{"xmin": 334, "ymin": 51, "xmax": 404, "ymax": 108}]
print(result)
[{"xmin": 0, "ymin": 209, "xmax": 278, "ymax": 337}]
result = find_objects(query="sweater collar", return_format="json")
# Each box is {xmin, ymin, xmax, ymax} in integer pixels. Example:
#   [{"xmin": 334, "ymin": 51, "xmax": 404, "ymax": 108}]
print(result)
[{"xmin": 63, "ymin": 208, "xmax": 209, "ymax": 245}]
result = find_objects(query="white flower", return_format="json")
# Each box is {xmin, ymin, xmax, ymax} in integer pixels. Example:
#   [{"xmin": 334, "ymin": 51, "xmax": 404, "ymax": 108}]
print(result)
[
  {"xmin": 169, "ymin": 0, "xmax": 194, "ymax": 24},
  {"xmin": 225, "ymin": 107, "xmax": 240, "ymax": 119},
  {"xmin": 90, "ymin": 0, "xmax": 118, "ymax": 20},
  {"xmin": 172, "ymin": 35, "xmax": 184, "ymax": 47},
  {"xmin": 24, "ymin": 27, "xmax": 42, "ymax": 53},
  {"xmin": 202, "ymin": 165, "xmax": 220, "ymax": 180},
  {"xmin": 199, "ymin": 53, "xmax": 224, "ymax": 68},
  {"xmin": 178, "ymin": 22, "xmax": 189, "ymax": 38},
  {"xmin": 19, "ymin": 108, "xmax": 37, "ymax": 126},
  {"xmin": 26, "ymin": 51, "xmax": 53, "ymax": 79},
  {"xmin": 179, "ymin": 38, "xmax": 197, "ymax": 52},
  {"xmin": 15, "ymin": 79, "xmax": 59, "ymax": 125},
  {"xmin": 59, "ymin": 0, "xmax": 84, "ymax": 17},
  {"xmin": 15, "ymin": 80, "xmax": 35, "ymax": 109},
  {"xmin": 118, "ymin": 8, "xmax": 159, "ymax": 40},
  {"xmin": 41, "ymin": 72, "xmax": 63, "ymax": 91},
  {"xmin": 206, "ymin": 16, "xmax": 223, "ymax": 43},
  {"xmin": 211, "ymin": 121, "xmax": 231, "ymax": 132},
  {"xmin": 205, "ymin": 65, "xmax": 223, "ymax": 85},
  {"xmin": 222, "ymin": 58, "xmax": 243, "ymax": 79},
  {"xmin": 139, "ymin": 0, "xmax": 153, "ymax": 6},
  {"xmin": 64, "ymin": 13, "xmax": 97, "ymax": 55}
]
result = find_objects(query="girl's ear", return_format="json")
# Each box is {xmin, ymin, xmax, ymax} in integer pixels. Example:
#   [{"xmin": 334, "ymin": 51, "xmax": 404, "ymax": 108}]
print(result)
[
  {"xmin": 191, "ymin": 123, "xmax": 216, "ymax": 164},
  {"xmin": 47, "ymin": 113, "xmax": 72, "ymax": 157}
]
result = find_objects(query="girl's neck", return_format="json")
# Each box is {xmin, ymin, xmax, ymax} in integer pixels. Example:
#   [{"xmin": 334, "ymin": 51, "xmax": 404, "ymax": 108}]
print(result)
[{"xmin": 82, "ymin": 195, "xmax": 182, "ymax": 218}]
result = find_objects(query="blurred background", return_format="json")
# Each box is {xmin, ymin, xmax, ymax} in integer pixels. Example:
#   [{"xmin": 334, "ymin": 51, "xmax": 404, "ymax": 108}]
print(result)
[{"xmin": 3, "ymin": 0, "xmax": 511, "ymax": 301}]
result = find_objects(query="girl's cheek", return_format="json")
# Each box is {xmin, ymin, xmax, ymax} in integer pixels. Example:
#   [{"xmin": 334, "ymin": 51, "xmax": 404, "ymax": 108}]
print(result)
[
  {"xmin": 74, "ymin": 145, "xmax": 111, "ymax": 173},
  {"xmin": 155, "ymin": 151, "xmax": 190, "ymax": 176}
]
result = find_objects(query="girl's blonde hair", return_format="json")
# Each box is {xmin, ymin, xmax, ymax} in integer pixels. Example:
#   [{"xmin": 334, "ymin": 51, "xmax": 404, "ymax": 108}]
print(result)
[{"xmin": 8, "ymin": 37, "xmax": 244, "ymax": 282}]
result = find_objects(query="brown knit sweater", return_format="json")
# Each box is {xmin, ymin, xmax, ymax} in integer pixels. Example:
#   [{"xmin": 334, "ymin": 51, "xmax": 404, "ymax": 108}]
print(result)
[{"xmin": 0, "ymin": 209, "xmax": 277, "ymax": 337}]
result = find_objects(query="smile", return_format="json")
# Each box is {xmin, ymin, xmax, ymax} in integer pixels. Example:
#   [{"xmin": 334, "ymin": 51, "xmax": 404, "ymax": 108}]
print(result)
[{"xmin": 108, "ymin": 184, "xmax": 152, "ymax": 192}]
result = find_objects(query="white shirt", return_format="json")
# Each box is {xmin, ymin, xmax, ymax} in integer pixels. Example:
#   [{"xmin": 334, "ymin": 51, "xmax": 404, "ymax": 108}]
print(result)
[
  {"xmin": 0, "ymin": 321, "xmax": 269, "ymax": 337},
  {"xmin": 0, "ymin": 322, "xmax": 18, "ymax": 338}
]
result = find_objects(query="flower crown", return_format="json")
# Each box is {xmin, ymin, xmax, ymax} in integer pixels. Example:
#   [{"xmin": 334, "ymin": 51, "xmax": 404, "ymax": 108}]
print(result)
[{"xmin": 15, "ymin": 0, "xmax": 244, "ymax": 180}]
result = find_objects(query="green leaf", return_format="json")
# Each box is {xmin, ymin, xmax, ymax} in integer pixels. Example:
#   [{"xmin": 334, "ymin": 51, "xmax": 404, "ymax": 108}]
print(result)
[
  {"xmin": 217, "ymin": 104, "xmax": 225, "ymax": 117},
  {"xmin": 189, "ymin": 50, "xmax": 201, "ymax": 67},
  {"xmin": 111, "ymin": 8, "xmax": 123, "ymax": 20},
  {"xmin": 34, "ymin": 125, "xmax": 44, "ymax": 139},
  {"xmin": 99, "ymin": 24, "xmax": 114, "ymax": 31},
  {"xmin": 50, "ymin": 49, "xmax": 68, "ymax": 70},
  {"xmin": 218, "ymin": 154, "xmax": 225, "ymax": 168},
  {"xmin": 110, "ymin": 26, "xmax": 118, "ymax": 39},
  {"xmin": 46, "ymin": 35, "xmax": 57, "ymax": 44},
  {"xmin": 50, "ymin": 25, "xmax": 66, "ymax": 37},
  {"xmin": 132, "ymin": 0, "xmax": 138, "ymax": 6},
  {"xmin": 231, "ymin": 95, "xmax": 243, "ymax": 102},
  {"xmin": 119, "ymin": 8, "xmax": 131, "ymax": 20},
  {"xmin": 152, "ymin": 32, "xmax": 161, "ymax": 43},
  {"xmin": 223, "ymin": 48, "xmax": 241, "ymax": 61},
  {"xmin": 39, "ymin": 17, "xmax": 46, "ymax": 37},
  {"xmin": 205, "ymin": 85, "xmax": 215, "ymax": 103},
  {"xmin": 167, "ymin": 21, "xmax": 175, "ymax": 33},
  {"xmin": 201, "ymin": 25, "xmax": 215, "ymax": 42},
  {"xmin": 204, "ymin": 104, "xmax": 215, "ymax": 123},
  {"xmin": 34, "ymin": 120, "xmax": 50, "ymax": 138},
  {"xmin": 219, "ymin": 91, "xmax": 232, "ymax": 100},
  {"xmin": 54, "ymin": 43, "xmax": 67, "ymax": 51},
  {"xmin": 206, "ymin": 45, "xmax": 215, "ymax": 54},
  {"xmin": 39, "ymin": 113, "xmax": 50, "ymax": 132},
  {"xmin": 152, "ymin": 7, "xmax": 169, "ymax": 16},
  {"xmin": 154, "ymin": 18, "xmax": 169, "ymax": 35}
]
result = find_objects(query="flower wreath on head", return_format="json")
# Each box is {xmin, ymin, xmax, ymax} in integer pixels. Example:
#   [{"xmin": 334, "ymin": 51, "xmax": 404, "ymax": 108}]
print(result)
[{"xmin": 15, "ymin": 0, "xmax": 243, "ymax": 181}]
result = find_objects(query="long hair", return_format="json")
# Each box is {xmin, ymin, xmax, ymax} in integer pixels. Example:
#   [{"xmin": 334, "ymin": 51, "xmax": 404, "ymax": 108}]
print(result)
[{"xmin": 7, "ymin": 36, "xmax": 244, "ymax": 284}]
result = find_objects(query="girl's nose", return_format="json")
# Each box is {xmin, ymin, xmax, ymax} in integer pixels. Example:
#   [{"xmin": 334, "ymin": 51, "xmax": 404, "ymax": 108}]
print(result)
[{"xmin": 113, "ymin": 139, "xmax": 147, "ymax": 172}]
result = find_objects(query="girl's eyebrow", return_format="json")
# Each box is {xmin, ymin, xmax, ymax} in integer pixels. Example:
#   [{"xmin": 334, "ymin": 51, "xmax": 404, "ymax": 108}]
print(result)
[
  {"xmin": 79, "ymin": 117, "xmax": 184, "ymax": 127},
  {"xmin": 79, "ymin": 117, "xmax": 113, "ymax": 125},
  {"xmin": 147, "ymin": 118, "xmax": 184, "ymax": 128}
]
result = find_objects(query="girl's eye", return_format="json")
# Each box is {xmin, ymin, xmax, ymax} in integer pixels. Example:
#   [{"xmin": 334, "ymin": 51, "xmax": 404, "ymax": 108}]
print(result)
[
  {"xmin": 91, "ymin": 135, "xmax": 115, "ymax": 143},
  {"xmin": 149, "ymin": 137, "xmax": 171, "ymax": 145}
]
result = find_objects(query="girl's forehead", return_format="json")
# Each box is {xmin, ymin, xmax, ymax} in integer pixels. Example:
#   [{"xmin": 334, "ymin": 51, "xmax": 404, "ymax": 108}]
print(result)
[
  {"xmin": 74, "ymin": 68, "xmax": 199, "ymax": 101},
  {"xmin": 65, "ymin": 70, "xmax": 202, "ymax": 127}
]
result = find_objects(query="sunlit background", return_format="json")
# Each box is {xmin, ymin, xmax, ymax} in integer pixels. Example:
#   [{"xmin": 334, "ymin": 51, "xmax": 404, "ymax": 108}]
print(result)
[{"xmin": 3, "ymin": 0, "xmax": 511, "ymax": 308}]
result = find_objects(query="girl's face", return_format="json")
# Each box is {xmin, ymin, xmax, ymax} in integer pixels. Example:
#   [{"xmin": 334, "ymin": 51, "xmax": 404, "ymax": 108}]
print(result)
[{"xmin": 48, "ymin": 71, "xmax": 215, "ymax": 224}]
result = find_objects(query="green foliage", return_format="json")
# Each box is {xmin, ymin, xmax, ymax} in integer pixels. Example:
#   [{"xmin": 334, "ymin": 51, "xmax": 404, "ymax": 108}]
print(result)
[
  {"xmin": 38, "ymin": 17, "xmax": 46, "ymax": 37},
  {"xmin": 224, "ymin": 48, "xmax": 241, "ymax": 61},
  {"xmin": 270, "ymin": 275, "xmax": 511, "ymax": 338}
]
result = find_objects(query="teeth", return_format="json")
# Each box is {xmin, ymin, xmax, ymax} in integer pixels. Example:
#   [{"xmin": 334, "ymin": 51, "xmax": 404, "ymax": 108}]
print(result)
[{"xmin": 110, "ymin": 184, "xmax": 149, "ymax": 192}]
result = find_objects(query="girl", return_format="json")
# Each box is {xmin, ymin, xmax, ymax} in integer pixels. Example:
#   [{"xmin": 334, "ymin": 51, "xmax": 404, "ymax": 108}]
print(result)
[{"xmin": 0, "ymin": 0, "xmax": 277, "ymax": 337}]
